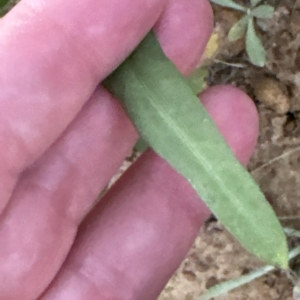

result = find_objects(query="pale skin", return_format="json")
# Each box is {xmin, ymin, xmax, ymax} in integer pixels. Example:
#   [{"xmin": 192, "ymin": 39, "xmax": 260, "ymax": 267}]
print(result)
[{"xmin": 0, "ymin": 0, "xmax": 259, "ymax": 299}]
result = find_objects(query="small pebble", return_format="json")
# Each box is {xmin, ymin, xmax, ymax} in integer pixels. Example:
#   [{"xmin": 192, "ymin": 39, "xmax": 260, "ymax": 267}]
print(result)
[{"xmin": 253, "ymin": 77, "xmax": 290, "ymax": 114}]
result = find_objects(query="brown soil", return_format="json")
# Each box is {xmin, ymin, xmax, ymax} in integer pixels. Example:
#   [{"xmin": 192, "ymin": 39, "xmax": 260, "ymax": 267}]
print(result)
[{"xmin": 159, "ymin": 0, "xmax": 300, "ymax": 299}]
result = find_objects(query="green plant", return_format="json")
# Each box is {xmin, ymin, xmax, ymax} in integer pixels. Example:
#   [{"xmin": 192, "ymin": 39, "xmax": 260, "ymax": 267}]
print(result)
[
  {"xmin": 210, "ymin": 0, "xmax": 275, "ymax": 67},
  {"xmin": 199, "ymin": 227, "xmax": 300, "ymax": 299},
  {"xmin": 104, "ymin": 31, "xmax": 288, "ymax": 267},
  {"xmin": 133, "ymin": 66, "xmax": 208, "ymax": 153},
  {"xmin": 0, "ymin": 0, "xmax": 18, "ymax": 17}
]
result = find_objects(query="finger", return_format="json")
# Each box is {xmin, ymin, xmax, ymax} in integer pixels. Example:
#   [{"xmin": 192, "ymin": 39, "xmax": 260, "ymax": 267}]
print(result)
[
  {"xmin": 154, "ymin": 0, "xmax": 213, "ymax": 75},
  {"xmin": 0, "ymin": 88, "xmax": 137, "ymax": 300},
  {"xmin": 0, "ymin": 1, "xmax": 213, "ymax": 299},
  {"xmin": 0, "ymin": 0, "xmax": 167, "ymax": 211},
  {"xmin": 40, "ymin": 86, "xmax": 259, "ymax": 300}
]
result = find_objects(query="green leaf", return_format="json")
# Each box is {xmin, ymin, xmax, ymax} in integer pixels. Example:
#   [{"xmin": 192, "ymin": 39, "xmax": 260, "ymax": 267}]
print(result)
[
  {"xmin": 199, "ymin": 265, "xmax": 275, "ymax": 300},
  {"xmin": 246, "ymin": 17, "xmax": 266, "ymax": 66},
  {"xmin": 250, "ymin": 4, "xmax": 275, "ymax": 18},
  {"xmin": 199, "ymin": 245, "xmax": 300, "ymax": 300},
  {"xmin": 228, "ymin": 15, "xmax": 249, "ymax": 41},
  {"xmin": 0, "ymin": 0, "xmax": 10, "ymax": 9},
  {"xmin": 103, "ymin": 31, "xmax": 288, "ymax": 268},
  {"xmin": 210, "ymin": 0, "xmax": 246, "ymax": 12},
  {"xmin": 134, "ymin": 137, "xmax": 149, "ymax": 153},
  {"xmin": 0, "ymin": 0, "xmax": 18, "ymax": 17},
  {"xmin": 187, "ymin": 67, "xmax": 208, "ymax": 95},
  {"xmin": 250, "ymin": 0, "xmax": 262, "ymax": 7},
  {"xmin": 284, "ymin": 227, "xmax": 300, "ymax": 238}
]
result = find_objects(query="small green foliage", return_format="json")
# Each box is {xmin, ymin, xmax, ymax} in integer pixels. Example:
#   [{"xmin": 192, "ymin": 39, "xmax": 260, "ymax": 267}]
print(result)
[
  {"xmin": 250, "ymin": 0, "xmax": 262, "ymax": 7},
  {"xmin": 210, "ymin": 0, "xmax": 246, "ymax": 11},
  {"xmin": 199, "ymin": 265, "xmax": 275, "ymax": 300},
  {"xmin": 210, "ymin": 0, "xmax": 275, "ymax": 66},
  {"xmin": 246, "ymin": 17, "xmax": 266, "ymax": 67},
  {"xmin": 0, "ymin": 0, "xmax": 11, "ymax": 8},
  {"xmin": 285, "ymin": 227, "xmax": 300, "ymax": 238},
  {"xmin": 0, "ymin": 0, "xmax": 19, "ymax": 17},
  {"xmin": 250, "ymin": 4, "xmax": 275, "ymax": 18},
  {"xmin": 199, "ymin": 243, "xmax": 300, "ymax": 299},
  {"xmin": 228, "ymin": 15, "xmax": 249, "ymax": 42}
]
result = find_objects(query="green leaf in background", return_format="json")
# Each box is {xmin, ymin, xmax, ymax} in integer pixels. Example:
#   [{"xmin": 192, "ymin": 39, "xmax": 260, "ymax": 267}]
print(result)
[
  {"xmin": 250, "ymin": 0, "xmax": 262, "ymax": 7},
  {"xmin": 250, "ymin": 4, "xmax": 275, "ymax": 18},
  {"xmin": 199, "ymin": 245, "xmax": 300, "ymax": 300},
  {"xmin": 0, "ymin": 0, "xmax": 10, "ymax": 8},
  {"xmin": 246, "ymin": 17, "xmax": 266, "ymax": 66},
  {"xmin": 0, "ymin": 0, "xmax": 18, "ymax": 17},
  {"xmin": 199, "ymin": 265, "xmax": 275, "ymax": 300},
  {"xmin": 228, "ymin": 15, "xmax": 249, "ymax": 42},
  {"xmin": 187, "ymin": 67, "xmax": 208, "ymax": 95},
  {"xmin": 103, "ymin": 31, "xmax": 288, "ymax": 268},
  {"xmin": 210, "ymin": 0, "xmax": 246, "ymax": 12}
]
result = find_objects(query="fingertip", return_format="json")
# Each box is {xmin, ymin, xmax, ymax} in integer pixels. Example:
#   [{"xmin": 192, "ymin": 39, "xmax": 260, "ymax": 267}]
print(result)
[
  {"xmin": 200, "ymin": 85, "xmax": 259, "ymax": 165},
  {"xmin": 155, "ymin": 0, "xmax": 213, "ymax": 75}
]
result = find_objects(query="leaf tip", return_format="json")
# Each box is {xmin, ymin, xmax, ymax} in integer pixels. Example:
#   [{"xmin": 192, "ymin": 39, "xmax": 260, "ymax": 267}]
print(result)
[{"xmin": 269, "ymin": 240, "xmax": 289, "ymax": 269}]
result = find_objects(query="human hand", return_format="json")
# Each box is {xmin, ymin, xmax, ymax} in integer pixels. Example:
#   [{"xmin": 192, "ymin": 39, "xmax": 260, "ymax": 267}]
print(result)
[{"xmin": 0, "ymin": 0, "xmax": 259, "ymax": 299}]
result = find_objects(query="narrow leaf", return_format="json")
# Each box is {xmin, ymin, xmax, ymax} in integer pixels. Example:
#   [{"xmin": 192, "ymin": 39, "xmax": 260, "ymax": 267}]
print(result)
[
  {"xmin": 228, "ymin": 16, "xmax": 249, "ymax": 41},
  {"xmin": 289, "ymin": 245, "xmax": 300, "ymax": 260},
  {"xmin": 0, "ymin": 0, "xmax": 10, "ymax": 9},
  {"xmin": 199, "ymin": 245, "xmax": 300, "ymax": 300},
  {"xmin": 250, "ymin": 4, "xmax": 275, "ymax": 18},
  {"xmin": 250, "ymin": 0, "xmax": 262, "ymax": 7},
  {"xmin": 104, "ymin": 31, "xmax": 288, "ymax": 267},
  {"xmin": 210, "ymin": 0, "xmax": 246, "ymax": 12},
  {"xmin": 0, "ymin": 0, "xmax": 17, "ymax": 17},
  {"xmin": 246, "ymin": 17, "xmax": 266, "ymax": 66},
  {"xmin": 199, "ymin": 265, "xmax": 275, "ymax": 300},
  {"xmin": 284, "ymin": 227, "xmax": 300, "ymax": 238}
]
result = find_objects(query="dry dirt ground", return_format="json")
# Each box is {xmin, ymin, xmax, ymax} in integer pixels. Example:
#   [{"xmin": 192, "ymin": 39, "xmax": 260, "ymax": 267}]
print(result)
[{"xmin": 158, "ymin": 0, "xmax": 300, "ymax": 299}]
